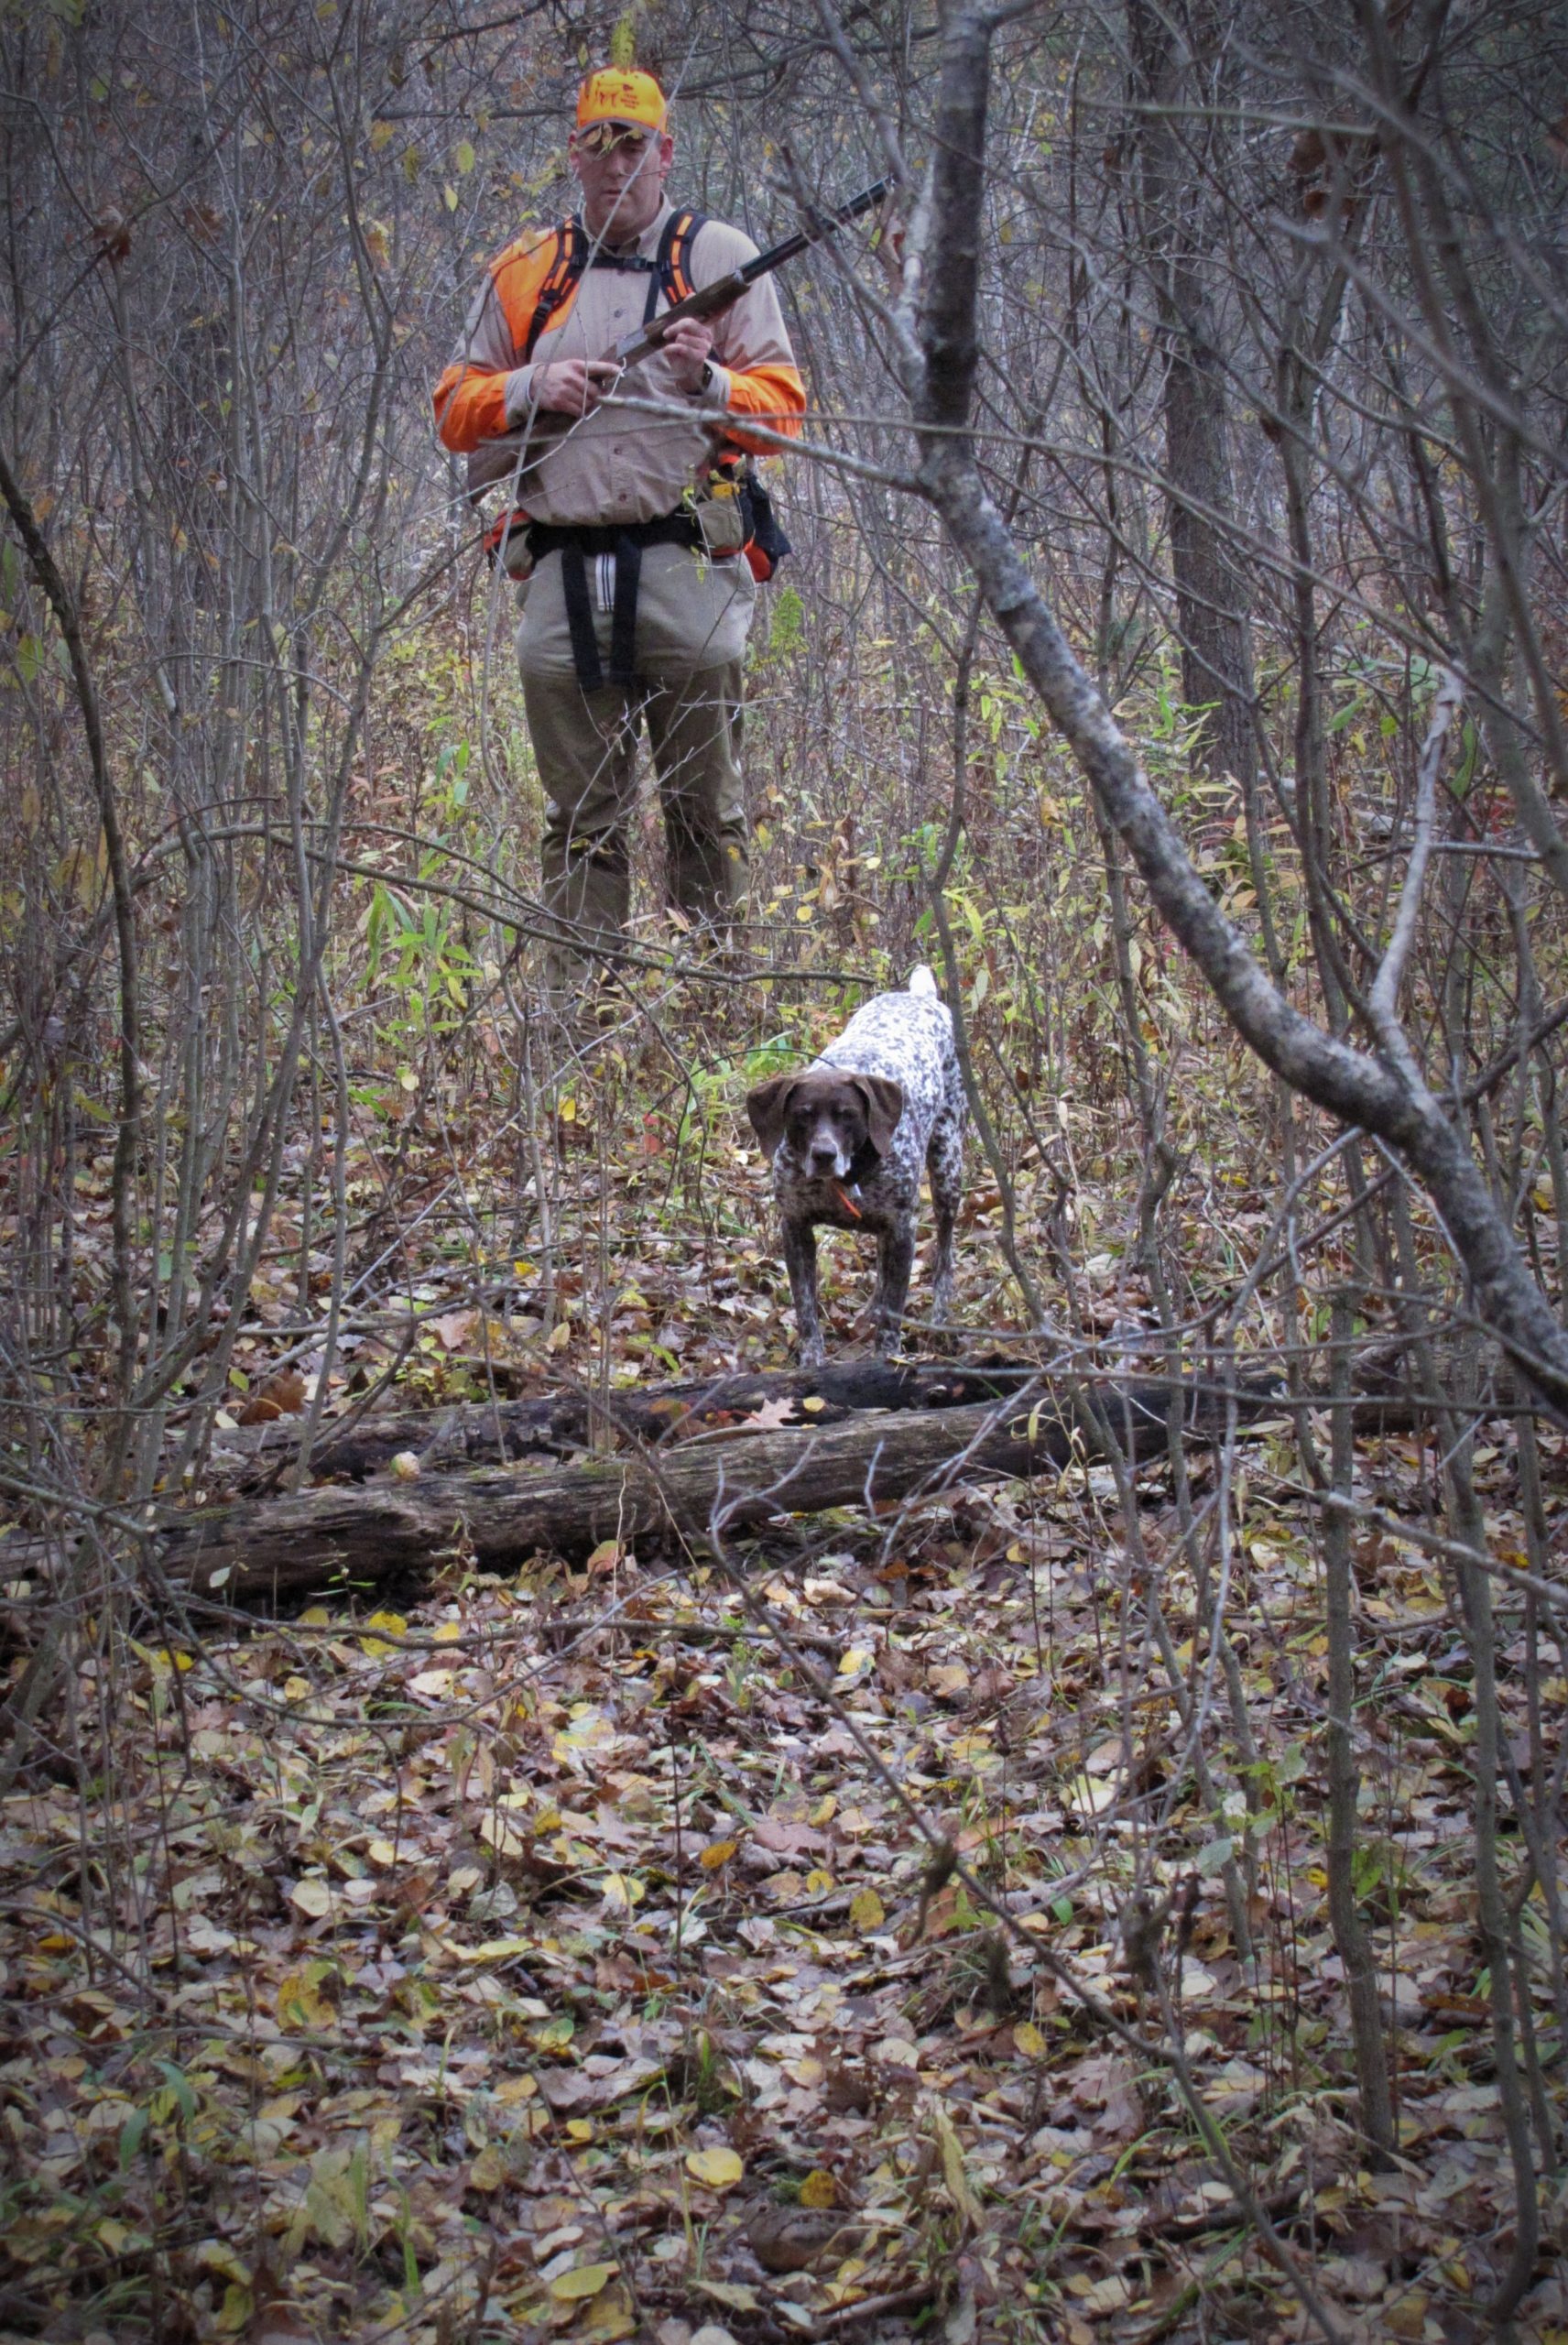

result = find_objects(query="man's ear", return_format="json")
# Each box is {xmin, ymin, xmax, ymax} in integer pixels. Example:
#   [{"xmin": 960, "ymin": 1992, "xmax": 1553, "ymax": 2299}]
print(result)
[
  {"xmin": 852, "ymin": 1074, "xmax": 904, "ymax": 1159},
  {"xmin": 746, "ymin": 1074, "xmax": 798, "ymax": 1160}
]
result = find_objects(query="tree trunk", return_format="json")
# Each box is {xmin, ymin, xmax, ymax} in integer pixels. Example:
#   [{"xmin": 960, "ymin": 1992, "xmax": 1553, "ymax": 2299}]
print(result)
[{"xmin": 1127, "ymin": 0, "xmax": 1259, "ymax": 803}]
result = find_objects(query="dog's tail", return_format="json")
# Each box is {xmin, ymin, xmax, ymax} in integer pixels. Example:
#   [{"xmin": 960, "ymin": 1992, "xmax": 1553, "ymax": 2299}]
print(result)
[{"xmin": 908, "ymin": 963, "xmax": 940, "ymax": 998}]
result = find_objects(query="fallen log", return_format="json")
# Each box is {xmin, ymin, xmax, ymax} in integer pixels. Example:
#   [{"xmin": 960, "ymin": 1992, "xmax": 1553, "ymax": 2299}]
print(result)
[
  {"xmin": 210, "ymin": 1358, "xmax": 1054, "ymax": 1488},
  {"xmin": 160, "ymin": 1374, "xmax": 1289, "ymax": 1602},
  {"xmin": 210, "ymin": 1357, "xmax": 1295, "ymax": 1489}
]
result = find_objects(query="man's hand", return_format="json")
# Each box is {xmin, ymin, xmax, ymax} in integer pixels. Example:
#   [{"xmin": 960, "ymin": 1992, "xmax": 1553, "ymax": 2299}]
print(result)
[
  {"xmin": 657, "ymin": 317, "xmax": 715, "ymax": 394},
  {"xmin": 530, "ymin": 358, "xmax": 621, "ymax": 417}
]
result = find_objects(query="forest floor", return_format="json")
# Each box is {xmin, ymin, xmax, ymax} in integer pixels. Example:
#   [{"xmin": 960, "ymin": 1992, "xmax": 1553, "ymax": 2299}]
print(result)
[{"xmin": 1, "ymin": 974, "xmax": 1565, "ymax": 2345}]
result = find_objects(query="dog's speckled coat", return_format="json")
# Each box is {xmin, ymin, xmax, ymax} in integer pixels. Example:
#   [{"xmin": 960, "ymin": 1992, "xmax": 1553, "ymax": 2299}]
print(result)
[{"xmin": 748, "ymin": 966, "xmax": 966, "ymax": 1362}]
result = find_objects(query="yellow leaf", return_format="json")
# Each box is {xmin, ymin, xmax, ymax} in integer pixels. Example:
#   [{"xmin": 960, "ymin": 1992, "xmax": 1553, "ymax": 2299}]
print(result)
[
  {"xmin": 360, "ymin": 1609, "xmax": 406, "ymax": 1658},
  {"xmin": 289, "ymin": 1877, "xmax": 332, "ymax": 1919},
  {"xmin": 282, "ymin": 1674, "xmax": 310, "ymax": 1701},
  {"xmin": 1013, "ymin": 2021, "xmax": 1047, "ymax": 2058},
  {"xmin": 478, "ymin": 1815, "xmax": 528, "ymax": 1860},
  {"xmin": 811, "ymin": 1795, "xmax": 837, "ymax": 1825},
  {"xmin": 215, "ymin": 2283, "xmax": 252, "ymax": 2334},
  {"xmin": 432, "ymin": 1620, "xmax": 463, "ymax": 1643},
  {"xmin": 699, "ymin": 1838, "xmax": 738, "ymax": 1871},
  {"xmin": 805, "ymin": 1868, "xmax": 834, "ymax": 1895},
  {"xmin": 695, "ymin": 2278, "xmax": 758, "ymax": 2312},
  {"xmin": 278, "ymin": 1963, "xmax": 334, "ymax": 2029},
  {"xmin": 565, "ymin": 2117, "xmax": 594, "ymax": 2143},
  {"xmin": 469, "ymin": 2144, "xmax": 506, "ymax": 2190},
  {"xmin": 548, "ymin": 1320, "xmax": 572, "ymax": 1351},
  {"xmin": 838, "ymin": 1647, "xmax": 872, "ymax": 1675},
  {"xmin": 685, "ymin": 2144, "xmax": 744, "ymax": 2189},
  {"xmin": 299, "ymin": 1605, "xmax": 331, "ymax": 1626},
  {"xmin": 442, "ymin": 181, "xmax": 458, "ymax": 211},
  {"xmin": 932, "ymin": 2106, "xmax": 982, "ymax": 2224},
  {"xmin": 801, "ymin": 1394, "xmax": 826, "ymax": 1412},
  {"xmin": 800, "ymin": 2167, "xmax": 837, "ymax": 2209},
  {"xmin": 548, "ymin": 2262, "xmax": 617, "ymax": 2302},
  {"xmin": 849, "ymin": 1887, "xmax": 885, "ymax": 1932},
  {"xmin": 369, "ymin": 119, "xmax": 394, "ymax": 149},
  {"xmin": 455, "ymin": 138, "xmax": 476, "ymax": 174},
  {"xmin": 580, "ymin": 2281, "xmax": 637, "ymax": 2341},
  {"xmin": 601, "ymin": 1871, "xmax": 643, "ymax": 1912}
]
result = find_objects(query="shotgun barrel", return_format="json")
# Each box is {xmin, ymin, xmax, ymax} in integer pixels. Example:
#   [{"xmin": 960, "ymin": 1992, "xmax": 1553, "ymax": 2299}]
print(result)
[{"xmin": 612, "ymin": 177, "xmax": 893, "ymax": 369}]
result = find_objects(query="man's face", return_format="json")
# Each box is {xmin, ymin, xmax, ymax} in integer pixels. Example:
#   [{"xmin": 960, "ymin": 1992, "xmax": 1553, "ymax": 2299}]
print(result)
[{"xmin": 570, "ymin": 120, "xmax": 673, "ymax": 240}]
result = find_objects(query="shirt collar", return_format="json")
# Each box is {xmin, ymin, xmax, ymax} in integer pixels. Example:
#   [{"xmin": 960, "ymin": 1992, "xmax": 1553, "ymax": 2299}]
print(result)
[{"xmin": 584, "ymin": 196, "xmax": 673, "ymax": 260}]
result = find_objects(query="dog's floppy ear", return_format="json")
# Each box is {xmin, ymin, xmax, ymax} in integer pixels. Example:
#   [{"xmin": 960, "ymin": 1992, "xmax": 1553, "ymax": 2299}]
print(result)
[
  {"xmin": 851, "ymin": 1074, "xmax": 905, "ymax": 1159},
  {"xmin": 746, "ymin": 1074, "xmax": 798, "ymax": 1161}
]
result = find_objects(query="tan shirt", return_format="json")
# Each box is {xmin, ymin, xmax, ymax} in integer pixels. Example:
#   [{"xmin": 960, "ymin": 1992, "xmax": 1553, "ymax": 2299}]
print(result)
[{"xmin": 454, "ymin": 201, "xmax": 798, "ymax": 526}]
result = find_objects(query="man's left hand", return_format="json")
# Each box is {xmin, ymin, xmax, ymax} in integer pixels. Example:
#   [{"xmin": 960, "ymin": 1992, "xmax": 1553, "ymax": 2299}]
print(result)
[{"xmin": 659, "ymin": 318, "xmax": 716, "ymax": 394}]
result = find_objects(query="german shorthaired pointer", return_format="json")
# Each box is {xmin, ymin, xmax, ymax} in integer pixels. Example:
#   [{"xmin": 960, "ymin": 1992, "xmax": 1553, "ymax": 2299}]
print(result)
[{"xmin": 746, "ymin": 965, "xmax": 966, "ymax": 1363}]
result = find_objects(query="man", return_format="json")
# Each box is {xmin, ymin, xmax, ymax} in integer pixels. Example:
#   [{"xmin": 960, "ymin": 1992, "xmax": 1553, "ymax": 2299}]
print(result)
[{"xmin": 434, "ymin": 67, "xmax": 805, "ymax": 987}]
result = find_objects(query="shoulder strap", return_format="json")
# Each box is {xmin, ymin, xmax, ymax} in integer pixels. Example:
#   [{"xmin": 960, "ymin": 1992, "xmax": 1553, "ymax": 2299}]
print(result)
[
  {"xmin": 520, "ymin": 220, "xmax": 589, "ymax": 362},
  {"xmin": 657, "ymin": 208, "xmax": 708, "ymax": 308}
]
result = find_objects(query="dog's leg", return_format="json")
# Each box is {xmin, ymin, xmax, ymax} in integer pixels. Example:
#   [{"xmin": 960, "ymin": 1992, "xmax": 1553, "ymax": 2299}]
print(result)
[
  {"xmin": 783, "ymin": 1218, "xmax": 826, "ymax": 1366},
  {"xmin": 872, "ymin": 1222, "xmax": 915, "ymax": 1357},
  {"xmin": 927, "ymin": 1114, "xmax": 964, "ymax": 1331}
]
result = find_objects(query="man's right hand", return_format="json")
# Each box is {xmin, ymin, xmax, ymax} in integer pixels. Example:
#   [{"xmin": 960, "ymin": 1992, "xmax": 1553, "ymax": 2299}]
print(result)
[{"xmin": 528, "ymin": 358, "xmax": 621, "ymax": 417}]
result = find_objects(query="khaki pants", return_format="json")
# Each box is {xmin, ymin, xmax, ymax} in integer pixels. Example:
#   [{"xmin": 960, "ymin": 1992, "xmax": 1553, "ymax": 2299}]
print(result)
[{"xmin": 517, "ymin": 543, "xmax": 757, "ymax": 986}]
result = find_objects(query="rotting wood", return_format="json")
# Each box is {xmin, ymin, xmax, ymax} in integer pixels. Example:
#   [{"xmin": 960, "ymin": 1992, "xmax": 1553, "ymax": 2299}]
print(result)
[
  {"xmin": 209, "ymin": 1358, "xmax": 1050, "ymax": 1485},
  {"xmin": 209, "ymin": 1358, "xmax": 1281, "ymax": 1489},
  {"xmin": 159, "ymin": 1374, "xmax": 1289, "ymax": 1601}
]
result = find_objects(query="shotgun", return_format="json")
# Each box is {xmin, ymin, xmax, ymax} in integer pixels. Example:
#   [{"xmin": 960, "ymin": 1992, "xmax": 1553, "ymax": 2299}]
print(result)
[{"xmin": 612, "ymin": 176, "xmax": 892, "ymax": 370}]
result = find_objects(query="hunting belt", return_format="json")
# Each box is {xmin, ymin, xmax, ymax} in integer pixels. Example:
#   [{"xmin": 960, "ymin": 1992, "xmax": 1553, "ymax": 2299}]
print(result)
[{"xmin": 527, "ymin": 512, "xmax": 705, "ymax": 692}]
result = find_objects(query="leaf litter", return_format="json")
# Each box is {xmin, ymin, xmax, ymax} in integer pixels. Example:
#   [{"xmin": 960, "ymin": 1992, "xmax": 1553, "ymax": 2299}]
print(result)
[{"xmin": 1, "ymin": 1063, "xmax": 1564, "ymax": 2345}]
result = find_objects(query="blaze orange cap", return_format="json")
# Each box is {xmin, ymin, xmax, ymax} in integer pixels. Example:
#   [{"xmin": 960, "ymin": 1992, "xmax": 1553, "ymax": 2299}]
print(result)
[{"xmin": 575, "ymin": 68, "xmax": 668, "ymax": 134}]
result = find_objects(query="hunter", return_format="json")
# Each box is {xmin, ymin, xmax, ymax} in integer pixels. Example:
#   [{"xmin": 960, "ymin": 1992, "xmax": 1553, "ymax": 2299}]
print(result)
[{"xmin": 433, "ymin": 66, "xmax": 805, "ymax": 987}]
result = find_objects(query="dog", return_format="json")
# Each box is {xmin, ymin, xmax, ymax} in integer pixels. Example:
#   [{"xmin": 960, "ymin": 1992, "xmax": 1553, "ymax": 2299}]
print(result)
[{"xmin": 746, "ymin": 965, "xmax": 965, "ymax": 1363}]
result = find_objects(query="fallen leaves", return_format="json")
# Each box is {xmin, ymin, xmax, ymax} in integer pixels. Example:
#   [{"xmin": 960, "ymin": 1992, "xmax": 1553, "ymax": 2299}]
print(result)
[{"xmin": 3, "ymin": 1346, "xmax": 1560, "ymax": 2345}]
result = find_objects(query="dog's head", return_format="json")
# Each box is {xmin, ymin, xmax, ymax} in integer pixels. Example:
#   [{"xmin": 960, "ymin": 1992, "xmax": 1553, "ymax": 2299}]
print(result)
[{"xmin": 746, "ymin": 1069, "xmax": 905, "ymax": 1182}]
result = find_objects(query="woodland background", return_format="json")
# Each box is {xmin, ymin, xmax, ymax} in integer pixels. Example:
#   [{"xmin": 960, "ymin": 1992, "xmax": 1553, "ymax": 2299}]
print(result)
[{"xmin": 2, "ymin": 1, "xmax": 1568, "ymax": 2340}]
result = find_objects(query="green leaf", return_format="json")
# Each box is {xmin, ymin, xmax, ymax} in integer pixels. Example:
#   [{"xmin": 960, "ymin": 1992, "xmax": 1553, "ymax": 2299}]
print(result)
[{"xmin": 118, "ymin": 2105, "xmax": 149, "ymax": 2168}]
